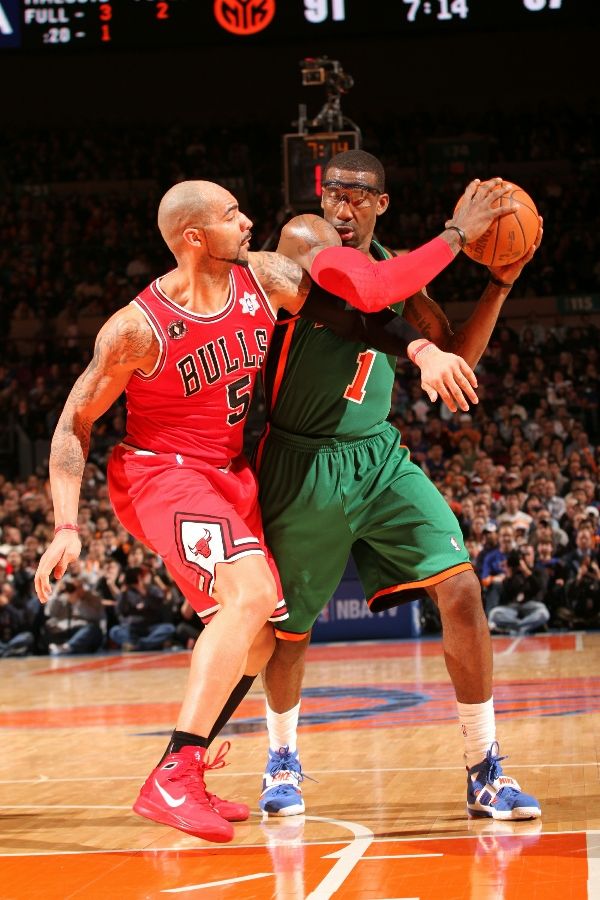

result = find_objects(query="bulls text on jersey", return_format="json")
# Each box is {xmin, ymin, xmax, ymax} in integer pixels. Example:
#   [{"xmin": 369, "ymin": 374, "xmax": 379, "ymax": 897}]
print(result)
[{"xmin": 175, "ymin": 328, "xmax": 269, "ymax": 398}]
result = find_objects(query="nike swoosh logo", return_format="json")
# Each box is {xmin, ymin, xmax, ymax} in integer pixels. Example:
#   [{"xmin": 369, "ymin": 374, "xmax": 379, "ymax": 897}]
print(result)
[{"xmin": 155, "ymin": 780, "xmax": 186, "ymax": 808}]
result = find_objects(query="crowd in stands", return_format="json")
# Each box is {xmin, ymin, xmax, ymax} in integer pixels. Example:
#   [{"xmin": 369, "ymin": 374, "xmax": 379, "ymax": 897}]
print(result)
[
  {"xmin": 0, "ymin": 106, "xmax": 598, "ymax": 657},
  {"xmin": 394, "ymin": 320, "xmax": 600, "ymax": 634}
]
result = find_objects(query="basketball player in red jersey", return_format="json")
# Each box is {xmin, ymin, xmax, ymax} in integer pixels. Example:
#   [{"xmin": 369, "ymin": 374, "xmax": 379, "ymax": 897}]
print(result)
[{"xmin": 34, "ymin": 178, "xmax": 513, "ymax": 843}]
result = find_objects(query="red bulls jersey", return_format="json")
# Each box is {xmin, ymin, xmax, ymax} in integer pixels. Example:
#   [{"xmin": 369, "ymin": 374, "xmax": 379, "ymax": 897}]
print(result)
[{"xmin": 125, "ymin": 266, "xmax": 276, "ymax": 465}]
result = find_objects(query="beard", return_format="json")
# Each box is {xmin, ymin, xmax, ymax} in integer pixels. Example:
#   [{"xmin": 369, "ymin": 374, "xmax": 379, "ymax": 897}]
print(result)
[{"xmin": 206, "ymin": 250, "xmax": 249, "ymax": 267}]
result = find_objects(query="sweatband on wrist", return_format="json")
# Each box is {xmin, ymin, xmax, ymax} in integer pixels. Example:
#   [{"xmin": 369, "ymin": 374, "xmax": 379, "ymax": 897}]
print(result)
[
  {"xmin": 54, "ymin": 524, "xmax": 80, "ymax": 534},
  {"xmin": 408, "ymin": 339, "xmax": 434, "ymax": 363},
  {"xmin": 310, "ymin": 237, "xmax": 455, "ymax": 313},
  {"xmin": 445, "ymin": 225, "xmax": 467, "ymax": 248},
  {"xmin": 488, "ymin": 274, "xmax": 514, "ymax": 288},
  {"xmin": 413, "ymin": 342, "xmax": 436, "ymax": 363}
]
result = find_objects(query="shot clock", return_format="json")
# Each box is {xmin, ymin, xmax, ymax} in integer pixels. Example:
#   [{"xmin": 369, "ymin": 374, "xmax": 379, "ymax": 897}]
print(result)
[{"xmin": 283, "ymin": 132, "xmax": 360, "ymax": 211}]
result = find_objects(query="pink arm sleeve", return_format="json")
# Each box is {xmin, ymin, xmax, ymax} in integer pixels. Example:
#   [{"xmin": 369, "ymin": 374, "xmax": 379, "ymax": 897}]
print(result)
[{"xmin": 309, "ymin": 237, "xmax": 455, "ymax": 312}]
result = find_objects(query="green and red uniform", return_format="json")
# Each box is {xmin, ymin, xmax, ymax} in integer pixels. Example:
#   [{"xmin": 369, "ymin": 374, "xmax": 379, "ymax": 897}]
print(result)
[{"xmin": 255, "ymin": 241, "xmax": 471, "ymax": 639}]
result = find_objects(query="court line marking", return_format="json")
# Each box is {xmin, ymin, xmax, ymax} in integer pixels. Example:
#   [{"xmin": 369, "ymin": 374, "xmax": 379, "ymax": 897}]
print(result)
[
  {"xmin": 1, "ymin": 761, "xmax": 597, "ymax": 785},
  {"xmin": 576, "ymin": 632, "xmax": 584, "ymax": 652},
  {"xmin": 365, "ymin": 853, "xmax": 443, "ymax": 859},
  {"xmin": 587, "ymin": 831, "xmax": 600, "ymax": 900},
  {"xmin": 1, "ymin": 805, "xmax": 130, "ymax": 809},
  {"xmin": 498, "ymin": 637, "xmax": 523, "ymax": 655},
  {"xmin": 1, "ymin": 829, "xmax": 597, "ymax": 857},
  {"xmin": 161, "ymin": 872, "xmax": 273, "ymax": 893},
  {"xmin": 304, "ymin": 815, "xmax": 374, "ymax": 900}
]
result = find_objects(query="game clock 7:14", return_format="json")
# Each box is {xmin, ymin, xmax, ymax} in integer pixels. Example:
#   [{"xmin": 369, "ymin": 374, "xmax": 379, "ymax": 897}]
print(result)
[{"xmin": 283, "ymin": 132, "xmax": 360, "ymax": 211}]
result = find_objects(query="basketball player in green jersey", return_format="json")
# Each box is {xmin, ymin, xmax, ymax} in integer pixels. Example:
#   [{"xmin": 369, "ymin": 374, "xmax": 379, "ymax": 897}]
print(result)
[{"xmin": 257, "ymin": 150, "xmax": 544, "ymax": 821}]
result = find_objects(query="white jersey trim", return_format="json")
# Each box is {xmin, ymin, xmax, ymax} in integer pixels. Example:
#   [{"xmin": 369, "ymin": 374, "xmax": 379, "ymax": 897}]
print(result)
[
  {"xmin": 199, "ymin": 602, "xmax": 221, "ymax": 622},
  {"xmin": 151, "ymin": 273, "xmax": 235, "ymax": 322},
  {"xmin": 204, "ymin": 548, "xmax": 265, "ymax": 595}
]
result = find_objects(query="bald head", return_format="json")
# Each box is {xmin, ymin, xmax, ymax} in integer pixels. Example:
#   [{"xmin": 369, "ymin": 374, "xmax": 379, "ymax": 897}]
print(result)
[{"xmin": 157, "ymin": 180, "xmax": 233, "ymax": 256}]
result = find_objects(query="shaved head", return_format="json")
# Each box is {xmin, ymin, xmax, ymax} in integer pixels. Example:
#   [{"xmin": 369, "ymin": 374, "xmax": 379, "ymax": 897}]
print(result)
[{"xmin": 157, "ymin": 180, "xmax": 233, "ymax": 256}]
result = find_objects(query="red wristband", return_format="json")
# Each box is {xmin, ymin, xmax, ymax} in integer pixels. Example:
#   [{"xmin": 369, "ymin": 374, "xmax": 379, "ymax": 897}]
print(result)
[
  {"xmin": 408, "ymin": 340, "xmax": 434, "ymax": 363},
  {"xmin": 54, "ymin": 524, "xmax": 80, "ymax": 534}
]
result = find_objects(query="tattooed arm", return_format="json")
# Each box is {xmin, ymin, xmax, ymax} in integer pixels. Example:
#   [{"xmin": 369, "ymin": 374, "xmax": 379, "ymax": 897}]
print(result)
[
  {"xmin": 34, "ymin": 306, "xmax": 157, "ymax": 601},
  {"xmin": 247, "ymin": 250, "xmax": 310, "ymax": 314},
  {"xmin": 402, "ymin": 286, "xmax": 503, "ymax": 368}
]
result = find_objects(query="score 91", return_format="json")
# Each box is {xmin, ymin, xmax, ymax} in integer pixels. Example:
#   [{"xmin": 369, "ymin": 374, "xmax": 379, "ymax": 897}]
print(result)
[{"xmin": 304, "ymin": 0, "xmax": 346, "ymax": 23}]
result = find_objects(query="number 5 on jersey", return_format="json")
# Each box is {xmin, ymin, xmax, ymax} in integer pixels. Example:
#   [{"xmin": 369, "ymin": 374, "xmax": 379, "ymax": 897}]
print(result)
[{"xmin": 343, "ymin": 349, "xmax": 376, "ymax": 404}]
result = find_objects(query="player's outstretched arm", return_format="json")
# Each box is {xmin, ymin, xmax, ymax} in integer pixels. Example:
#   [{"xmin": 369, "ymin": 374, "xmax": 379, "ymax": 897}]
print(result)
[
  {"xmin": 34, "ymin": 307, "xmax": 157, "ymax": 602},
  {"xmin": 271, "ymin": 212, "xmax": 480, "ymax": 411},
  {"xmin": 309, "ymin": 178, "xmax": 516, "ymax": 312},
  {"xmin": 276, "ymin": 214, "xmax": 341, "ymax": 271},
  {"xmin": 403, "ymin": 217, "xmax": 544, "ymax": 367}
]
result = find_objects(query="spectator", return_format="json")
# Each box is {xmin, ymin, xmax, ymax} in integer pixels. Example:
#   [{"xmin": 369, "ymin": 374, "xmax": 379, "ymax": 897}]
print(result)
[
  {"xmin": 480, "ymin": 524, "xmax": 515, "ymax": 613},
  {"xmin": 563, "ymin": 527, "xmax": 599, "ymax": 580},
  {"xmin": 109, "ymin": 566, "xmax": 176, "ymax": 652},
  {"xmin": 473, "ymin": 523, "xmax": 499, "ymax": 575},
  {"xmin": 496, "ymin": 493, "xmax": 532, "ymax": 531},
  {"xmin": 95, "ymin": 558, "xmax": 124, "ymax": 634},
  {"xmin": 488, "ymin": 545, "xmax": 550, "ymax": 635},
  {"xmin": 4, "ymin": 548, "xmax": 36, "ymax": 609},
  {"xmin": 176, "ymin": 599, "xmax": 204, "ymax": 650},
  {"xmin": 542, "ymin": 478, "xmax": 567, "ymax": 521},
  {"xmin": 565, "ymin": 552, "xmax": 600, "ymax": 628},
  {"xmin": 0, "ymin": 582, "xmax": 35, "ymax": 657},
  {"xmin": 535, "ymin": 539, "xmax": 570, "ymax": 626},
  {"xmin": 43, "ymin": 578, "xmax": 105, "ymax": 656}
]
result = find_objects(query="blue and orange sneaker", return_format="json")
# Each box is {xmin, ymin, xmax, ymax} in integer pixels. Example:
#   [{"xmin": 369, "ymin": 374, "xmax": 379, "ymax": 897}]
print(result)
[
  {"xmin": 259, "ymin": 746, "xmax": 305, "ymax": 816},
  {"xmin": 466, "ymin": 742, "xmax": 541, "ymax": 820}
]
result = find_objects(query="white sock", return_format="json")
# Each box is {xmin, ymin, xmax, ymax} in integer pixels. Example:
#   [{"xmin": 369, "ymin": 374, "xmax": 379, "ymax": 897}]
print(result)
[
  {"xmin": 456, "ymin": 697, "xmax": 496, "ymax": 769},
  {"xmin": 266, "ymin": 701, "xmax": 300, "ymax": 753}
]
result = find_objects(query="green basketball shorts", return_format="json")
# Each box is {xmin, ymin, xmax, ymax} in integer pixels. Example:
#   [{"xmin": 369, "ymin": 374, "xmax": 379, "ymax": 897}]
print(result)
[{"xmin": 256, "ymin": 422, "xmax": 472, "ymax": 639}]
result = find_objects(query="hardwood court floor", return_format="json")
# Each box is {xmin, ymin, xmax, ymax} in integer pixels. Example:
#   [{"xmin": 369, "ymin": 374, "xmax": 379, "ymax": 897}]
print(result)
[{"xmin": 1, "ymin": 632, "xmax": 599, "ymax": 898}]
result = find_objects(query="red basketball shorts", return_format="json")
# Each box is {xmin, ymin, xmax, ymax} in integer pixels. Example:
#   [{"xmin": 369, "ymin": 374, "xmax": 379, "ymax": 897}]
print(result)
[{"xmin": 107, "ymin": 444, "xmax": 287, "ymax": 625}]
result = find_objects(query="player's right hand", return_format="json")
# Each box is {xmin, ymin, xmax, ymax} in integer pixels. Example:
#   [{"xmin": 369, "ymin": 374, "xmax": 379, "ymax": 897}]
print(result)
[
  {"xmin": 446, "ymin": 178, "xmax": 514, "ymax": 244},
  {"xmin": 415, "ymin": 344, "xmax": 478, "ymax": 413},
  {"xmin": 34, "ymin": 533, "xmax": 82, "ymax": 603},
  {"xmin": 489, "ymin": 216, "xmax": 544, "ymax": 285}
]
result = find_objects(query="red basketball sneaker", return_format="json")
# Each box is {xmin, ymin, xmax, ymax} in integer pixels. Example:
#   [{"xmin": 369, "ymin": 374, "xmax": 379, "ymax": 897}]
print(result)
[
  {"xmin": 133, "ymin": 745, "xmax": 234, "ymax": 842},
  {"xmin": 201, "ymin": 742, "xmax": 250, "ymax": 823}
]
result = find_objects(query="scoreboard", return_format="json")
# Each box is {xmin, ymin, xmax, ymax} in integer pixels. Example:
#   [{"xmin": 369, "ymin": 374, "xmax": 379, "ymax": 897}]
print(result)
[
  {"xmin": 0, "ymin": 0, "xmax": 590, "ymax": 52},
  {"xmin": 283, "ymin": 131, "xmax": 360, "ymax": 209}
]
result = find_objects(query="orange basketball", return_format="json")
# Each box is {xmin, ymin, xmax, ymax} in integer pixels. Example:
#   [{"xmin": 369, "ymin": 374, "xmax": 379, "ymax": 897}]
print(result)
[{"xmin": 454, "ymin": 183, "xmax": 539, "ymax": 266}]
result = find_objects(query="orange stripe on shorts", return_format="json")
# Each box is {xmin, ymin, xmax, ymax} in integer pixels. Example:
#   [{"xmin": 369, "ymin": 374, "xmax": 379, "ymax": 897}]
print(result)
[
  {"xmin": 274, "ymin": 628, "xmax": 309, "ymax": 642},
  {"xmin": 368, "ymin": 562, "xmax": 473, "ymax": 606}
]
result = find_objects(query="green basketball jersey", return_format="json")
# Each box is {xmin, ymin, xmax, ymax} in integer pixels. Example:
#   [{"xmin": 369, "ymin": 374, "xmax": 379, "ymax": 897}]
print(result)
[{"xmin": 263, "ymin": 241, "xmax": 403, "ymax": 438}]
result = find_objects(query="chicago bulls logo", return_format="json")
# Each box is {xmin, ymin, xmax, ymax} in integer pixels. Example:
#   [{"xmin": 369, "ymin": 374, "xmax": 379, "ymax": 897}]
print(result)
[
  {"xmin": 176, "ymin": 513, "xmax": 261, "ymax": 596},
  {"xmin": 188, "ymin": 529, "xmax": 212, "ymax": 559}
]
